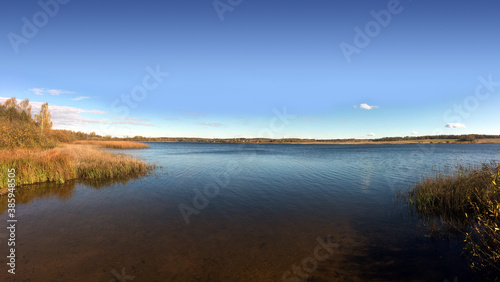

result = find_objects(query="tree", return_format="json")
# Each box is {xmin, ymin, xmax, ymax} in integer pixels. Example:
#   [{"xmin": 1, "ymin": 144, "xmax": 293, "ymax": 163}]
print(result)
[
  {"xmin": 19, "ymin": 98, "xmax": 32, "ymax": 121},
  {"xmin": 459, "ymin": 135, "xmax": 476, "ymax": 142},
  {"xmin": 35, "ymin": 102, "xmax": 53, "ymax": 132},
  {"xmin": 4, "ymin": 97, "xmax": 17, "ymax": 109}
]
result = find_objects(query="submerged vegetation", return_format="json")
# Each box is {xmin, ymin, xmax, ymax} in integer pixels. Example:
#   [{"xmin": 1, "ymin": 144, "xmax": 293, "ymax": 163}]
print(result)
[
  {"xmin": 0, "ymin": 97, "xmax": 153, "ymax": 192},
  {"xmin": 402, "ymin": 160, "xmax": 500, "ymax": 275}
]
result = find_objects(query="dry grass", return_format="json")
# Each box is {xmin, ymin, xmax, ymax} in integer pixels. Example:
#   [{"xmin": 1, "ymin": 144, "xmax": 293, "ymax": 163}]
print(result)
[
  {"xmin": 72, "ymin": 140, "xmax": 149, "ymax": 149},
  {"xmin": 404, "ymin": 165, "xmax": 496, "ymax": 219},
  {"xmin": 401, "ymin": 162, "xmax": 500, "ymax": 275},
  {"xmin": 0, "ymin": 144, "xmax": 153, "ymax": 194}
]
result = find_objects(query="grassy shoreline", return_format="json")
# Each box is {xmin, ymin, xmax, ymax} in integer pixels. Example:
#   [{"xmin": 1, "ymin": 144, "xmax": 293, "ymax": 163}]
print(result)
[
  {"xmin": 401, "ymin": 161, "xmax": 500, "ymax": 274},
  {"xmin": 0, "ymin": 141, "xmax": 153, "ymax": 194}
]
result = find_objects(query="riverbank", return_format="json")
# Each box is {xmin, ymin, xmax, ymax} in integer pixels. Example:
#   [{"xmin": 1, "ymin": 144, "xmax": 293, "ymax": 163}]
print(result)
[{"xmin": 0, "ymin": 141, "xmax": 153, "ymax": 194}]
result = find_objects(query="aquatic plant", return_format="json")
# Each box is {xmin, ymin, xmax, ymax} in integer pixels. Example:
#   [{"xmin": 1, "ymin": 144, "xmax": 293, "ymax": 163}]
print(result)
[
  {"xmin": 402, "ymin": 159, "xmax": 500, "ymax": 275},
  {"xmin": 0, "ymin": 144, "xmax": 154, "ymax": 194}
]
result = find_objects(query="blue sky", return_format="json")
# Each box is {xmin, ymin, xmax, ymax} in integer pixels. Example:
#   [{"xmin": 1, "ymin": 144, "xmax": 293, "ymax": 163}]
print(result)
[{"xmin": 1, "ymin": 0, "xmax": 499, "ymax": 138}]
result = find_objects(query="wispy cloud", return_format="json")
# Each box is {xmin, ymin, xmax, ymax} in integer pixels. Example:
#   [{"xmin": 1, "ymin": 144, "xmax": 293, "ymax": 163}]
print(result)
[
  {"xmin": 357, "ymin": 103, "xmax": 378, "ymax": 110},
  {"xmin": 184, "ymin": 112, "xmax": 205, "ymax": 117},
  {"xmin": 297, "ymin": 116, "xmax": 320, "ymax": 121},
  {"xmin": 46, "ymin": 89, "xmax": 75, "ymax": 95},
  {"xmin": 198, "ymin": 122, "xmax": 222, "ymax": 127},
  {"xmin": 72, "ymin": 96, "xmax": 89, "ymax": 101},
  {"xmin": 411, "ymin": 131, "xmax": 419, "ymax": 135},
  {"xmin": 28, "ymin": 88, "xmax": 45, "ymax": 95},
  {"xmin": 87, "ymin": 110, "xmax": 107, "ymax": 114},
  {"xmin": 366, "ymin": 133, "xmax": 376, "ymax": 137},
  {"xmin": 113, "ymin": 116, "xmax": 149, "ymax": 122},
  {"xmin": 445, "ymin": 123, "xmax": 466, "ymax": 128},
  {"xmin": 29, "ymin": 88, "xmax": 75, "ymax": 96},
  {"xmin": 164, "ymin": 117, "xmax": 179, "ymax": 121},
  {"xmin": 338, "ymin": 120, "xmax": 346, "ymax": 123}
]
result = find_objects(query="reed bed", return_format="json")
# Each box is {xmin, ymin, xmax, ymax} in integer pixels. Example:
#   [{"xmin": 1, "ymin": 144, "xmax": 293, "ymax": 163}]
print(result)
[
  {"xmin": 405, "ymin": 164, "xmax": 496, "ymax": 219},
  {"xmin": 0, "ymin": 144, "xmax": 153, "ymax": 194},
  {"xmin": 402, "ymin": 162, "xmax": 500, "ymax": 274},
  {"xmin": 72, "ymin": 140, "xmax": 149, "ymax": 149}
]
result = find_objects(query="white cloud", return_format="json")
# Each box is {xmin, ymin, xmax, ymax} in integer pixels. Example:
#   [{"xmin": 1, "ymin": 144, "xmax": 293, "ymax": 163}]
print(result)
[
  {"xmin": 198, "ymin": 122, "xmax": 222, "ymax": 127},
  {"xmin": 411, "ymin": 131, "xmax": 419, "ymax": 135},
  {"xmin": 28, "ymin": 88, "xmax": 75, "ymax": 96},
  {"xmin": 445, "ymin": 123, "xmax": 466, "ymax": 128},
  {"xmin": 366, "ymin": 133, "xmax": 376, "ymax": 137},
  {"xmin": 28, "ymin": 88, "xmax": 45, "ymax": 95},
  {"xmin": 113, "ymin": 116, "xmax": 149, "ymax": 122},
  {"xmin": 46, "ymin": 89, "xmax": 74, "ymax": 95},
  {"xmin": 359, "ymin": 103, "xmax": 378, "ymax": 110},
  {"xmin": 72, "ymin": 96, "xmax": 89, "ymax": 101}
]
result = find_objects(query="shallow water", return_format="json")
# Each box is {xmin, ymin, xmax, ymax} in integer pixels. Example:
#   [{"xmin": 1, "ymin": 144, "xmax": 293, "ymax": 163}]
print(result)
[{"xmin": 1, "ymin": 143, "xmax": 499, "ymax": 281}]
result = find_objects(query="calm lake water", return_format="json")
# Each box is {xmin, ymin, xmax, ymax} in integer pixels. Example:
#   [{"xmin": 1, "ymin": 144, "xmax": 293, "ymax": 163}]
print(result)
[{"xmin": 1, "ymin": 143, "xmax": 499, "ymax": 281}]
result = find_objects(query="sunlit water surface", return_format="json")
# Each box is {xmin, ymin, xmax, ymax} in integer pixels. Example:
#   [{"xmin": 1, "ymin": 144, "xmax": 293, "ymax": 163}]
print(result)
[{"xmin": 1, "ymin": 143, "xmax": 499, "ymax": 281}]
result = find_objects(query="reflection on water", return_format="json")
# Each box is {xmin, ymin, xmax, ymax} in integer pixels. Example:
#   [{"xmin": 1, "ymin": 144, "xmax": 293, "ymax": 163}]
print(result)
[
  {"xmin": 0, "ymin": 143, "xmax": 499, "ymax": 281},
  {"xmin": 0, "ymin": 174, "xmax": 150, "ymax": 215}
]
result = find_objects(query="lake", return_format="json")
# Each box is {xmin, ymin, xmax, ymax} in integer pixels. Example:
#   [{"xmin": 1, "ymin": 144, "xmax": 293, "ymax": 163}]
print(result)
[{"xmin": 1, "ymin": 143, "xmax": 499, "ymax": 281}]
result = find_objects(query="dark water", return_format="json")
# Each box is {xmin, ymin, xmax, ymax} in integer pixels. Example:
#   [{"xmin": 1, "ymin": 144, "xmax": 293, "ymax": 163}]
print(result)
[{"xmin": 1, "ymin": 143, "xmax": 499, "ymax": 281}]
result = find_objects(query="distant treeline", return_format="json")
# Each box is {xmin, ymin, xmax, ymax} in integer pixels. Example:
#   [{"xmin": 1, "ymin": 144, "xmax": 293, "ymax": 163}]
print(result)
[
  {"xmin": 39, "ymin": 133, "xmax": 500, "ymax": 144},
  {"xmin": 115, "ymin": 134, "xmax": 500, "ymax": 144},
  {"xmin": 372, "ymin": 134, "xmax": 495, "ymax": 142},
  {"xmin": 2, "ymin": 97, "xmax": 498, "ymax": 147}
]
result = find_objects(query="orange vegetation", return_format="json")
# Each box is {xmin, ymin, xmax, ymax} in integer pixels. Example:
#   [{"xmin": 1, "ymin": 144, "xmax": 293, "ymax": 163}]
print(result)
[
  {"xmin": 0, "ymin": 144, "xmax": 153, "ymax": 194},
  {"xmin": 73, "ymin": 140, "xmax": 150, "ymax": 149}
]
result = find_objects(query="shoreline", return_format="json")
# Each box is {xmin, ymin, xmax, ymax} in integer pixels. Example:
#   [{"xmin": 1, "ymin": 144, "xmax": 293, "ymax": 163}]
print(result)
[
  {"xmin": 0, "ymin": 142, "xmax": 153, "ymax": 194},
  {"xmin": 140, "ymin": 139, "xmax": 500, "ymax": 145}
]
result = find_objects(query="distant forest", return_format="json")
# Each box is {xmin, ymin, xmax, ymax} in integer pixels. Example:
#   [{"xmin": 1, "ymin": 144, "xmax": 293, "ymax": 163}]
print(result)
[
  {"xmin": 2, "ymin": 97, "xmax": 498, "ymax": 146},
  {"xmin": 116, "ymin": 134, "xmax": 498, "ymax": 144}
]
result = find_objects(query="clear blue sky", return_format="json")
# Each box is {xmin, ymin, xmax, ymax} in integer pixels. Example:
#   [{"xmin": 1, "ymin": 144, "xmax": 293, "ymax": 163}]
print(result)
[{"xmin": 1, "ymin": 0, "xmax": 499, "ymax": 138}]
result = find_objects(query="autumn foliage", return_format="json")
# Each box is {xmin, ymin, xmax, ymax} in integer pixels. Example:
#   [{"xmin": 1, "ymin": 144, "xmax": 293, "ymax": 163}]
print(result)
[
  {"xmin": 0, "ymin": 98, "xmax": 56, "ymax": 149},
  {"xmin": 0, "ymin": 98, "xmax": 152, "ymax": 191}
]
